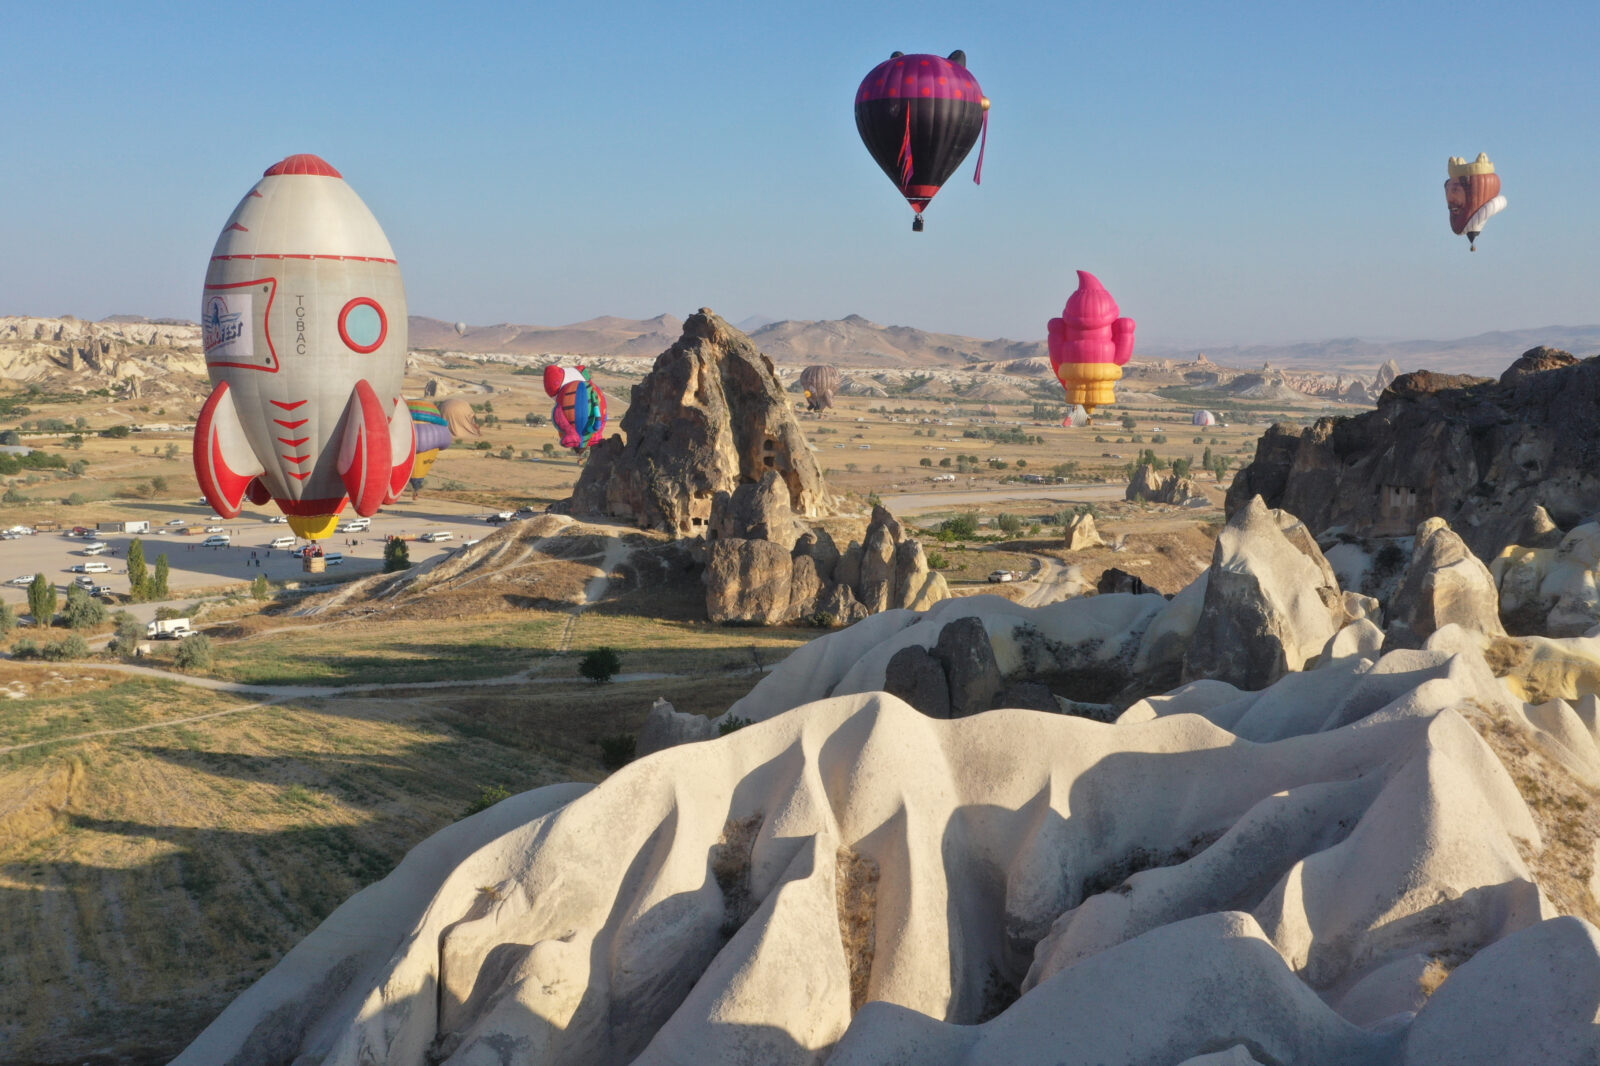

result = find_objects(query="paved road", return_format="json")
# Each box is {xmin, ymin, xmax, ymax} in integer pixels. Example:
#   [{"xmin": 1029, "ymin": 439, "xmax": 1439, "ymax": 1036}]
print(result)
[
  {"xmin": 0, "ymin": 497, "xmax": 502, "ymax": 616},
  {"xmin": 880, "ymin": 482, "xmax": 1126, "ymax": 514}
]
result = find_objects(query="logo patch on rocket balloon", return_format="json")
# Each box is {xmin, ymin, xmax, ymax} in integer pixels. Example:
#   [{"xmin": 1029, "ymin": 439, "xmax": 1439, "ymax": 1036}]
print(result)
[{"xmin": 202, "ymin": 295, "xmax": 253, "ymax": 359}]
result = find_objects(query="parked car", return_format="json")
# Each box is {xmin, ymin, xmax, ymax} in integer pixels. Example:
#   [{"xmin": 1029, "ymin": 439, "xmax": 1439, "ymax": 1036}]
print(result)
[
  {"xmin": 420, "ymin": 530, "xmax": 454, "ymax": 543},
  {"xmin": 8, "ymin": 574, "xmax": 36, "ymax": 587},
  {"xmin": 91, "ymin": 584, "xmax": 114, "ymax": 597},
  {"xmin": 204, "ymin": 525, "xmax": 225, "ymax": 533},
  {"xmin": 201, "ymin": 534, "xmax": 231, "ymax": 547},
  {"xmin": 267, "ymin": 515, "xmax": 289, "ymax": 524},
  {"xmin": 485, "ymin": 512, "xmax": 514, "ymax": 524},
  {"xmin": 165, "ymin": 519, "xmax": 187, "ymax": 526},
  {"xmin": 268, "ymin": 536, "xmax": 297, "ymax": 550},
  {"xmin": 323, "ymin": 552, "xmax": 344, "ymax": 566},
  {"xmin": 70, "ymin": 561, "xmax": 112, "ymax": 574},
  {"xmin": 338, "ymin": 517, "xmax": 370, "ymax": 533},
  {"xmin": 0, "ymin": 532, "xmax": 18, "ymax": 541},
  {"xmin": 987, "ymin": 570, "xmax": 1016, "ymax": 583},
  {"xmin": 81, "ymin": 542, "xmax": 111, "ymax": 556},
  {"xmin": 73, "ymin": 575, "xmax": 99, "ymax": 589}
]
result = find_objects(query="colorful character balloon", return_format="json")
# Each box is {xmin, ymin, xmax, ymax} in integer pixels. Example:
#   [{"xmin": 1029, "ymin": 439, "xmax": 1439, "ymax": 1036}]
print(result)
[
  {"xmin": 195, "ymin": 154, "xmax": 414, "ymax": 540},
  {"xmin": 1192, "ymin": 409, "xmax": 1217, "ymax": 427},
  {"xmin": 407, "ymin": 396, "xmax": 480, "ymax": 496},
  {"xmin": 855, "ymin": 50, "xmax": 989, "ymax": 231},
  {"xmin": 798, "ymin": 364, "xmax": 842, "ymax": 412},
  {"xmin": 1048, "ymin": 271, "xmax": 1135, "ymax": 413},
  {"xmin": 542, "ymin": 365, "xmax": 608, "ymax": 450},
  {"xmin": 1445, "ymin": 153, "xmax": 1506, "ymax": 251}
]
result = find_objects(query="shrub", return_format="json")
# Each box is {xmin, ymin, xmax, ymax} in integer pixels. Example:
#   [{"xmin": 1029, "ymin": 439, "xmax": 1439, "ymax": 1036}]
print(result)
[
  {"xmin": 579, "ymin": 646, "xmax": 622, "ymax": 684},
  {"xmin": 41, "ymin": 634, "xmax": 90, "ymax": 661},
  {"xmin": 462, "ymin": 784, "xmax": 512, "ymax": 817},
  {"xmin": 0, "ymin": 600, "xmax": 13, "ymax": 637},
  {"xmin": 154, "ymin": 604, "xmax": 185, "ymax": 621},
  {"xmin": 174, "ymin": 633, "xmax": 213, "ymax": 671},
  {"xmin": 250, "ymin": 574, "xmax": 270, "ymax": 601},
  {"xmin": 110, "ymin": 611, "xmax": 143, "ymax": 656},
  {"xmin": 99, "ymin": 424, "xmax": 132, "ymax": 438},
  {"xmin": 384, "ymin": 537, "xmax": 411, "ymax": 572},
  {"xmin": 718, "ymin": 716, "xmax": 752, "ymax": 736},
  {"xmin": 598, "ymin": 733, "xmax": 636, "ymax": 771},
  {"xmin": 63, "ymin": 585, "xmax": 106, "ymax": 630},
  {"xmin": 806, "ymin": 610, "xmax": 837, "ymax": 628},
  {"xmin": 939, "ymin": 511, "xmax": 980, "ymax": 540},
  {"xmin": 996, "ymin": 513, "xmax": 1024, "ymax": 535},
  {"xmin": 926, "ymin": 551, "xmax": 950, "ymax": 570},
  {"xmin": 919, "ymin": 457, "xmax": 933, "ymax": 467}
]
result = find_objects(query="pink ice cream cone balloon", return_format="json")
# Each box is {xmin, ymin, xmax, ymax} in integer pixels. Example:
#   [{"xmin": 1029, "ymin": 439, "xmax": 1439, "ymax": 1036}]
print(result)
[{"xmin": 1047, "ymin": 270, "xmax": 1135, "ymax": 412}]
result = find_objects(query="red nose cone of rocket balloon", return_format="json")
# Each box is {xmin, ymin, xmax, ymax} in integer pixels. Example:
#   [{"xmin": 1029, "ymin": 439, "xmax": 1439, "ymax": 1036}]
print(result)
[{"xmin": 262, "ymin": 154, "xmax": 343, "ymax": 178}]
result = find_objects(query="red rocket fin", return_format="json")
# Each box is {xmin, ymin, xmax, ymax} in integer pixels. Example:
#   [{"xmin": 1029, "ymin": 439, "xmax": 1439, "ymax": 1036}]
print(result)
[
  {"xmin": 336, "ymin": 379, "xmax": 393, "ymax": 517},
  {"xmin": 245, "ymin": 476, "xmax": 273, "ymax": 506},
  {"xmin": 193, "ymin": 382, "xmax": 265, "ymax": 518},
  {"xmin": 384, "ymin": 396, "xmax": 416, "ymax": 504}
]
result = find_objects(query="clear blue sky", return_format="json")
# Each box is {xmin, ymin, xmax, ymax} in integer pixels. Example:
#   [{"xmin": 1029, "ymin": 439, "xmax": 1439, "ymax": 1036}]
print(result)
[{"xmin": 3, "ymin": 1, "xmax": 1596, "ymax": 348}]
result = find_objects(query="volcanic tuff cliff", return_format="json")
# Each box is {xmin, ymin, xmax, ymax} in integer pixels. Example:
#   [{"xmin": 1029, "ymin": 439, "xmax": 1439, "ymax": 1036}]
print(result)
[
  {"xmin": 558, "ymin": 309, "xmax": 833, "ymax": 534},
  {"xmin": 1227, "ymin": 347, "xmax": 1600, "ymax": 563}
]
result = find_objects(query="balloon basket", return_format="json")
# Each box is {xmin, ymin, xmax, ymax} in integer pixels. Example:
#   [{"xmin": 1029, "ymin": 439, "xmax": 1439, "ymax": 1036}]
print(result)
[
  {"xmin": 303, "ymin": 554, "xmax": 326, "ymax": 574},
  {"xmin": 912, "ymin": 214, "xmax": 925, "ymax": 232}
]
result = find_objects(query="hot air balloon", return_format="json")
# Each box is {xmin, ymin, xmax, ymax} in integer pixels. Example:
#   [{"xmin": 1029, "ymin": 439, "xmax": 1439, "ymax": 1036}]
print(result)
[
  {"xmin": 542, "ymin": 365, "xmax": 608, "ymax": 451},
  {"xmin": 195, "ymin": 154, "xmax": 413, "ymax": 540},
  {"xmin": 1048, "ymin": 271, "xmax": 1135, "ymax": 413},
  {"xmin": 855, "ymin": 50, "xmax": 989, "ymax": 232},
  {"xmin": 798, "ymin": 365, "xmax": 842, "ymax": 412},
  {"xmin": 1062, "ymin": 404, "xmax": 1091, "ymax": 428},
  {"xmin": 1192, "ymin": 410, "xmax": 1217, "ymax": 427},
  {"xmin": 1445, "ymin": 153, "xmax": 1507, "ymax": 251},
  {"xmin": 407, "ymin": 396, "xmax": 480, "ymax": 497},
  {"xmin": 454, "ymin": 321, "xmax": 468, "ymax": 336}
]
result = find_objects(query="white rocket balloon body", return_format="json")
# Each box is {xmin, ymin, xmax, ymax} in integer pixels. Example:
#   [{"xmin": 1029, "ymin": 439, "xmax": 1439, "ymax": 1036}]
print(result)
[{"xmin": 195, "ymin": 154, "xmax": 414, "ymax": 540}]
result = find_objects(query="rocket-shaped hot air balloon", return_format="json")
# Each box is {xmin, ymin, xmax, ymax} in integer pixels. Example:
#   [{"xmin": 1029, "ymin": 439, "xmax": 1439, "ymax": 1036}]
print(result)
[
  {"xmin": 195, "ymin": 154, "xmax": 414, "ymax": 540},
  {"xmin": 1048, "ymin": 271, "xmax": 1135, "ymax": 413},
  {"xmin": 1445, "ymin": 153, "xmax": 1507, "ymax": 251}
]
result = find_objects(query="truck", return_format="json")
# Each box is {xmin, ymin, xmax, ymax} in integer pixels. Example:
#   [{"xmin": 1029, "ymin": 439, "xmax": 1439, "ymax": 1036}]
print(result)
[
  {"xmin": 98, "ymin": 520, "xmax": 150, "ymax": 534},
  {"xmin": 146, "ymin": 617, "xmax": 193, "ymax": 639}
]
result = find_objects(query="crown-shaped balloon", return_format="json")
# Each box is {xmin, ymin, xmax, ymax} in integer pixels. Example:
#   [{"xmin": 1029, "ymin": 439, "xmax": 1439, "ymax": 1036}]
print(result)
[{"xmin": 1448, "ymin": 153, "xmax": 1495, "ymax": 178}]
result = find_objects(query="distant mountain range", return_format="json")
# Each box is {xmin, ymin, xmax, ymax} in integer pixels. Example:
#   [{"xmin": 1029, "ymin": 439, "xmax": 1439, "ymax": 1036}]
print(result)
[{"xmin": 94, "ymin": 312, "xmax": 1600, "ymax": 377}]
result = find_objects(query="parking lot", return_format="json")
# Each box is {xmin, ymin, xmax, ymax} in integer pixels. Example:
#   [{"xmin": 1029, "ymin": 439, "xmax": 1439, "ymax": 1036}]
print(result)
[{"xmin": 0, "ymin": 497, "xmax": 504, "ymax": 613}]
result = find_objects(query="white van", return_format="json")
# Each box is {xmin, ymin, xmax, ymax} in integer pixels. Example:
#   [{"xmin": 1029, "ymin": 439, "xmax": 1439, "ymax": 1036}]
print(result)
[
  {"xmin": 338, "ymin": 517, "xmax": 370, "ymax": 533},
  {"xmin": 71, "ymin": 561, "xmax": 112, "ymax": 574},
  {"xmin": 268, "ymin": 536, "xmax": 296, "ymax": 550},
  {"xmin": 81, "ymin": 542, "xmax": 111, "ymax": 555},
  {"xmin": 201, "ymin": 534, "xmax": 231, "ymax": 547},
  {"xmin": 420, "ymin": 530, "xmax": 453, "ymax": 543},
  {"xmin": 323, "ymin": 552, "xmax": 344, "ymax": 566}
]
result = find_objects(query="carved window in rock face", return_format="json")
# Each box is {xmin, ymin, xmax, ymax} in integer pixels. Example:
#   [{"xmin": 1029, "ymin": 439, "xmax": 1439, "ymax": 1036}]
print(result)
[{"xmin": 1381, "ymin": 485, "xmax": 1418, "ymax": 521}]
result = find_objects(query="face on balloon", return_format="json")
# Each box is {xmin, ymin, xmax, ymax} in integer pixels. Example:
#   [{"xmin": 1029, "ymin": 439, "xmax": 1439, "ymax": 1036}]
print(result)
[{"xmin": 1445, "ymin": 177, "xmax": 1472, "ymax": 231}]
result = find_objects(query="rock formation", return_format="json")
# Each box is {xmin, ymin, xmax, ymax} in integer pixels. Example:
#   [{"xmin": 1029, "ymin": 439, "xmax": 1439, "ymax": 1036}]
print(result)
[
  {"xmin": 705, "ymin": 501, "xmax": 948, "ymax": 625},
  {"xmin": 1228, "ymin": 348, "xmax": 1600, "ymax": 562},
  {"xmin": 1126, "ymin": 463, "xmax": 1199, "ymax": 505},
  {"xmin": 559, "ymin": 309, "xmax": 832, "ymax": 535},
  {"xmin": 1063, "ymin": 511, "xmax": 1103, "ymax": 551},
  {"xmin": 176, "ymin": 548, "xmax": 1600, "ymax": 1063}
]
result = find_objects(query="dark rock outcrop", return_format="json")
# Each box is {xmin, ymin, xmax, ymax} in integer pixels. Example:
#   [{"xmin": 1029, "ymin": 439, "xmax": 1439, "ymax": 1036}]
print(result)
[
  {"xmin": 559, "ymin": 309, "xmax": 832, "ymax": 534},
  {"xmin": 1126, "ymin": 463, "xmax": 1200, "ymax": 505},
  {"xmin": 884, "ymin": 645, "xmax": 952, "ymax": 718},
  {"xmin": 1227, "ymin": 348, "xmax": 1600, "ymax": 562}
]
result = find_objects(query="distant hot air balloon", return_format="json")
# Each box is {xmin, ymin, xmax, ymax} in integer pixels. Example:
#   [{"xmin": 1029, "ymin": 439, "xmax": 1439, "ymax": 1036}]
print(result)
[
  {"xmin": 798, "ymin": 365, "xmax": 842, "ymax": 412},
  {"xmin": 454, "ymin": 321, "xmax": 468, "ymax": 336},
  {"xmin": 855, "ymin": 50, "xmax": 989, "ymax": 232},
  {"xmin": 1048, "ymin": 271, "xmax": 1135, "ymax": 413},
  {"xmin": 1445, "ymin": 153, "xmax": 1507, "ymax": 251},
  {"xmin": 542, "ymin": 365, "xmax": 608, "ymax": 451},
  {"xmin": 195, "ymin": 154, "xmax": 413, "ymax": 540},
  {"xmin": 407, "ymin": 396, "xmax": 480, "ymax": 496},
  {"xmin": 1192, "ymin": 409, "xmax": 1217, "ymax": 427}
]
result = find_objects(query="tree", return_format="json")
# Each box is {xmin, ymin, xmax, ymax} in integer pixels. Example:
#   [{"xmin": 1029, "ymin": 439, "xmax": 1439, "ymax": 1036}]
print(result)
[
  {"xmin": 126, "ymin": 538, "xmax": 148, "ymax": 600},
  {"xmin": 110, "ymin": 610, "xmax": 142, "ymax": 656},
  {"xmin": 1120, "ymin": 415, "xmax": 1137, "ymax": 430},
  {"xmin": 151, "ymin": 554, "xmax": 170, "ymax": 599},
  {"xmin": 0, "ymin": 430, "xmax": 18, "ymax": 446},
  {"xmin": 250, "ymin": 574, "xmax": 270, "ymax": 600},
  {"xmin": 1202, "ymin": 446, "xmax": 1213, "ymax": 471},
  {"xmin": 1172, "ymin": 457, "xmax": 1193, "ymax": 479},
  {"xmin": 174, "ymin": 633, "xmax": 213, "ymax": 671},
  {"xmin": 938, "ymin": 511, "xmax": 980, "ymax": 540},
  {"xmin": 27, "ymin": 573, "xmax": 55, "ymax": 626},
  {"xmin": 164, "ymin": 443, "xmax": 180, "ymax": 460},
  {"xmin": 63, "ymin": 585, "xmax": 107, "ymax": 630},
  {"xmin": 996, "ymin": 512, "xmax": 1024, "ymax": 535},
  {"xmin": 0, "ymin": 600, "xmax": 14, "ymax": 638},
  {"xmin": 579, "ymin": 646, "xmax": 622, "ymax": 684},
  {"xmin": 541, "ymin": 442, "xmax": 556, "ymax": 457},
  {"xmin": 919, "ymin": 457, "xmax": 933, "ymax": 467},
  {"xmin": 938, "ymin": 457, "xmax": 952, "ymax": 468},
  {"xmin": 383, "ymin": 537, "xmax": 411, "ymax": 572},
  {"xmin": 1015, "ymin": 459, "xmax": 1027, "ymax": 468}
]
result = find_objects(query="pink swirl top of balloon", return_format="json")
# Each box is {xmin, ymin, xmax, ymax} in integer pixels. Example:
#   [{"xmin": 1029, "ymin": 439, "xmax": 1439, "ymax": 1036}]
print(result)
[
  {"xmin": 263, "ymin": 154, "xmax": 343, "ymax": 178},
  {"xmin": 1049, "ymin": 271, "xmax": 1136, "ymax": 368},
  {"xmin": 856, "ymin": 53, "xmax": 983, "ymax": 103}
]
